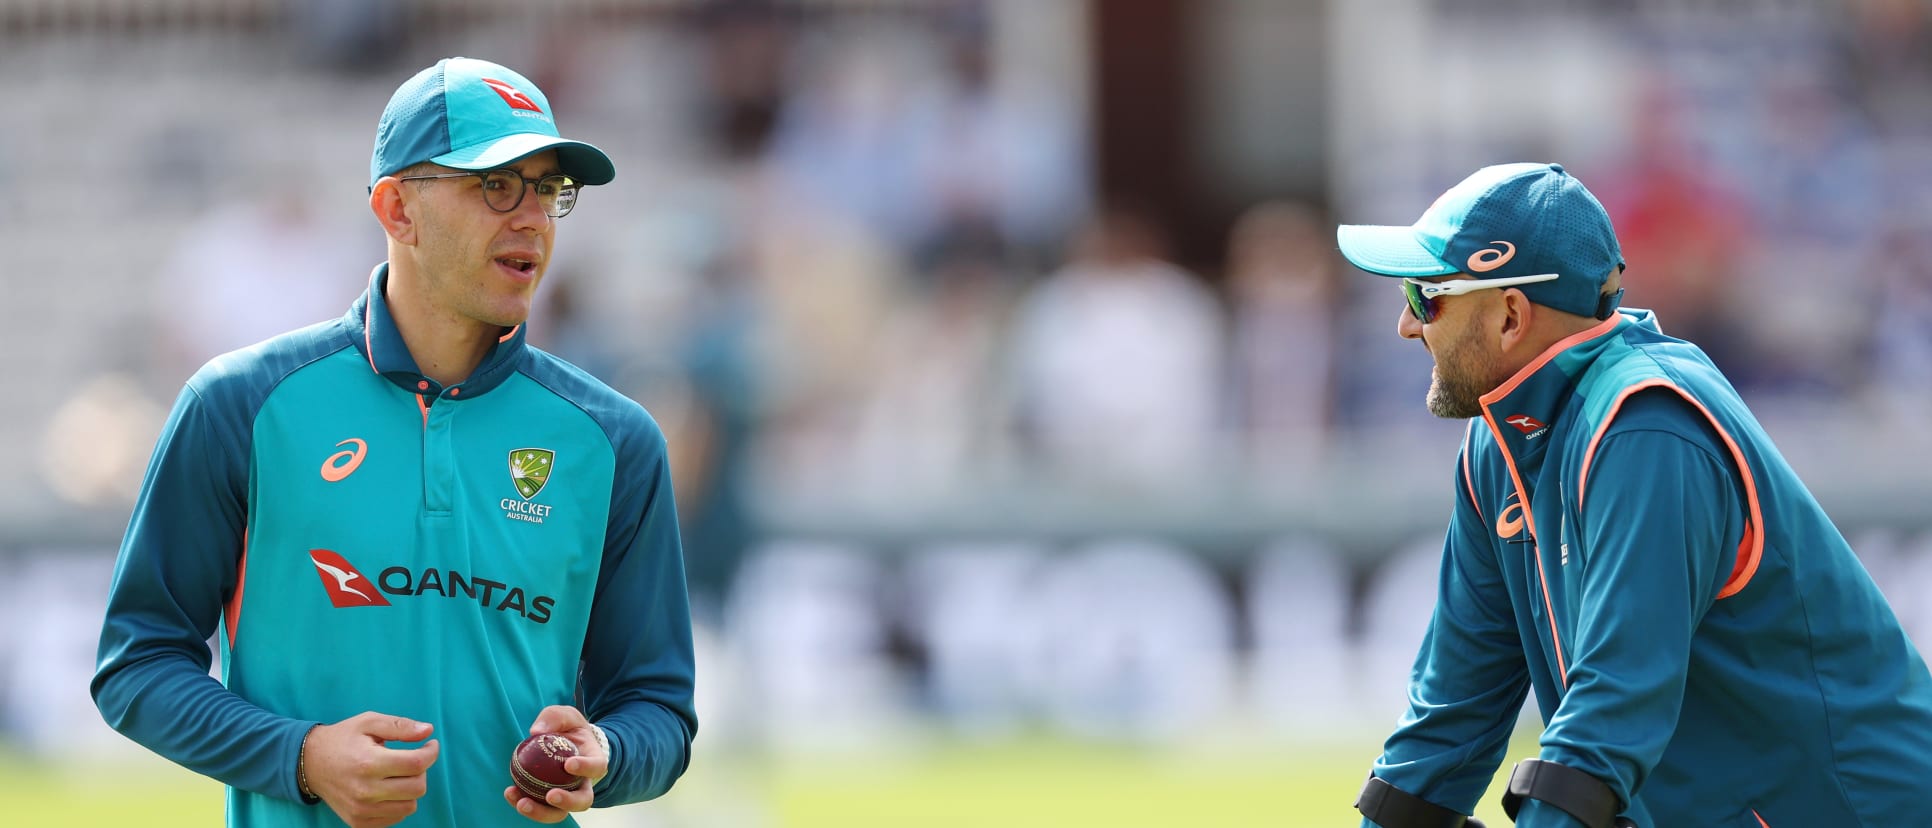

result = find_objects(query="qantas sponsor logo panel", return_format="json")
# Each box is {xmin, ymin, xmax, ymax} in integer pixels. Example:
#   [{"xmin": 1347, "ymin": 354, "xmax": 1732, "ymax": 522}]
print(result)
[{"xmin": 307, "ymin": 549, "xmax": 554, "ymax": 623}]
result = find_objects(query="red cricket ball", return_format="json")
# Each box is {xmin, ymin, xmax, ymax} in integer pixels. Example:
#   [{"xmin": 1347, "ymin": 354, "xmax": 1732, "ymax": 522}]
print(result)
[{"xmin": 510, "ymin": 733, "xmax": 585, "ymax": 801}]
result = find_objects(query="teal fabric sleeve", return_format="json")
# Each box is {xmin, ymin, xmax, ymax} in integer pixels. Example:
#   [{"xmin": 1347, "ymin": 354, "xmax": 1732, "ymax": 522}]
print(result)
[
  {"xmin": 1363, "ymin": 447, "xmax": 1531, "ymax": 826},
  {"xmin": 530, "ymin": 364, "xmax": 698, "ymax": 806},
  {"xmin": 92, "ymin": 380, "xmax": 315, "ymax": 802}
]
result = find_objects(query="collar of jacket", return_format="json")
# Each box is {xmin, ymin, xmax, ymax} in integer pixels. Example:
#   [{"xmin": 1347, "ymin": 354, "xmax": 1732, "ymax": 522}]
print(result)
[
  {"xmin": 343, "ymin": 262, "xmax": 529, "ymax": 399},
  {"xmin": 1471, "ymin": 310, "xmax": 1660, "ymax": 518}
]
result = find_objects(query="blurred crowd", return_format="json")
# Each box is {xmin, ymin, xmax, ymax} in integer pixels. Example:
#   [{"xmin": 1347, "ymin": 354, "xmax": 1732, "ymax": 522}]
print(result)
[{"xmin": 9, "ymin": 0, "xmax": 1932, "ymax": 595}]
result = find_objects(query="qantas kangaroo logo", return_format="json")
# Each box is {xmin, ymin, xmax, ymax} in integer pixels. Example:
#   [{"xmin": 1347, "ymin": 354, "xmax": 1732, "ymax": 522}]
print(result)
[
  {"xmin": 482, "ymin": 78, "xmax": 543, "ymax": 113},
  {"xmin": 1505, "ymin": 414, "xmax": 1546, "ymax": 434},
  {"xmin": 310, "ymin": 549, "xmax": 390, "ymax": 608}
]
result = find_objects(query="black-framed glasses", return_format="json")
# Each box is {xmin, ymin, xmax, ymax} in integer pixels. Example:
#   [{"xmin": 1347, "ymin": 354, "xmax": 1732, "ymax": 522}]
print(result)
[
  {"xmin": 397, "ymin": 169, "xmax": 582, "ymax": 218},
  {"xmin": 1401, "ymin": 273, "xmax": 1559, "ymax": 323}
]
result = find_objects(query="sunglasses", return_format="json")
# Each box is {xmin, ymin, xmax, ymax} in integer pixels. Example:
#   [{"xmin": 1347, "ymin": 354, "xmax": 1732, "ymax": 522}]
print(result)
[{"xmin": 1401, "ymin": 273, "xmax": 1560, "ymax": 323}]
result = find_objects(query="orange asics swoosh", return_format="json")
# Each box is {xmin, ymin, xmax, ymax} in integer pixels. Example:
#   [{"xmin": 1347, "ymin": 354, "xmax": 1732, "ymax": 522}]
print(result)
[
  {"xmin": 1496, "ymin": 498, "xmax": 1525, "ymax": 539},
  {"xmin": 1467, "ymin": 241, "xmax": 1516, "ymax": 272},
  {"xmin": 320, "ymin": 438, "xmax": 368, "ymax": 482}
]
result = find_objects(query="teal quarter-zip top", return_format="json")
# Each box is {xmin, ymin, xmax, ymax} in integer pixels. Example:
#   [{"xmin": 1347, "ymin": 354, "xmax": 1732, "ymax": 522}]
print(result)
[{"xmin": 95, "ymin": 264, "xmax": 697, "ymax": 827}]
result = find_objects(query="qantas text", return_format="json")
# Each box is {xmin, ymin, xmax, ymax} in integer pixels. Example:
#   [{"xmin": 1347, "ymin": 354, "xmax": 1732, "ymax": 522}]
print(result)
[{"xmin": 376, "ymin": 566, "xmax": 555, "ymax": 623}]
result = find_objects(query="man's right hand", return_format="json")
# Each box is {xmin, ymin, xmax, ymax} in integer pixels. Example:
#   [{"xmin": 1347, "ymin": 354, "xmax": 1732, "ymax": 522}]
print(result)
[{"xmin": 301, "ymin": 712, "xmax": 441, "ymax": 828}]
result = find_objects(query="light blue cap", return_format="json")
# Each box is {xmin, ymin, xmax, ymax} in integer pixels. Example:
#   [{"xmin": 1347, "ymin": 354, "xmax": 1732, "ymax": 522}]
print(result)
[
  {"xmin": 1337, "ymin": 163, "xmax": 1625, "ymax": 318},
  {"xmin": 369, "ymin": 57, "xmax": 614, "ymax": 188}
]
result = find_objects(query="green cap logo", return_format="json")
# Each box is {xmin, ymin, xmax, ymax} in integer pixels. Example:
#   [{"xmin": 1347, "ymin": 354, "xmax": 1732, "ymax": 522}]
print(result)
[{"xmin": 509, "ymin": 448, "xmax": 555, "ymax": 500}]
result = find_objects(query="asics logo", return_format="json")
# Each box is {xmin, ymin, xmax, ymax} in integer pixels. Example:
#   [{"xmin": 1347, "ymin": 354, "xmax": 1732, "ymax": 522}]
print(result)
[
  {"xmin": 1496, "ymin": 494, "xmax": 1526, "ymax": 540},
  {"xmin": 1467, "ymin": 241, "xmax": 1516, "ymax": 272},
  {"xmin": 482, "ymin": 78, "xmax": 543, "ymax": 113},
  {"xmin": 321, "ymin": 438, "xmax": 367, "ymax": 482},
  {"xmin": 309, "ymin": 549, "xmax": 390, "ymax": 608}
]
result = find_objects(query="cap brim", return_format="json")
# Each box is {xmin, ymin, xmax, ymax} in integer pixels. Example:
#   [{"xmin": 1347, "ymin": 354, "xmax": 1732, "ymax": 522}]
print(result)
[
  {"xmin": 1336, "ymin": 224, "xmax": 1459, "ymax": 277},
  {"xmin": 433, "ymin": 132, "xmax": 616, "ymax": 185}
]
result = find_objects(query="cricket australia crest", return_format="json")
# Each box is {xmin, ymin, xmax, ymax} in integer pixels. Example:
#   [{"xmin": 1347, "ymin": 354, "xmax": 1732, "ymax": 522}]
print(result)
[{"xmin": 509, "ymin": 448, "xmax": 555, "ymax": 500}]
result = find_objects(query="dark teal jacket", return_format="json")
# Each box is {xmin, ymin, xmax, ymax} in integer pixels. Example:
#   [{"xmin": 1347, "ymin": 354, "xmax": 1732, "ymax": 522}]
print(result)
[{"xmin": 1365, "ymin": 310, "xmax": 1932, "ymax": 827}]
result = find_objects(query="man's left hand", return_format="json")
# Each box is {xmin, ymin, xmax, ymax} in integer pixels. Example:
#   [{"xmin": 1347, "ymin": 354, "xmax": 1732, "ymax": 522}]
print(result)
[{"xmin": 504, "ymin": 705, "xmax": 610, "ymax": 823}]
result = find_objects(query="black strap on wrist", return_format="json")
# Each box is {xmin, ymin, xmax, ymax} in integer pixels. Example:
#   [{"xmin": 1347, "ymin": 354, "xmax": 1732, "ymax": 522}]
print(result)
[
  {"xmin": 1501, "ymin": 759, "xmax": 1625, "ymax": 828},
  {"xmin": 1356, "ymin": 773, "xmax": 1475, "ymax": 828}
]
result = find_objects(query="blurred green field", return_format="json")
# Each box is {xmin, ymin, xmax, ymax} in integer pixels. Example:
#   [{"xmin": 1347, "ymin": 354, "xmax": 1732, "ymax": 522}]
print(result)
[{"xmin": 19, "ymin": 736, "xmax": 1534, "ymax": 827}]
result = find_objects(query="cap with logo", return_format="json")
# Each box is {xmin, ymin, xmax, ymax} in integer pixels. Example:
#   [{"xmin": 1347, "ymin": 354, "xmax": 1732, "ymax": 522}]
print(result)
[
  {"xmin": 1336, "ymin": 162, "xmax": 1624, "ymax": 318},
  {"xmin": 370, "ymin": 57, "xmax": 615, "ymax": 189}
]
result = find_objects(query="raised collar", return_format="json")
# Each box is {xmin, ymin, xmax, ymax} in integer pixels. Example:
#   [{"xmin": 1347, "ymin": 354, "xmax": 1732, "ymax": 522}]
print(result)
[
  {"xmin": 343, "ymin": 262, "xmax": 529, "ymax": 399},
  {"xmin": 1468, "ymin": 312, "xmax": 1636, "ymax": 490}
]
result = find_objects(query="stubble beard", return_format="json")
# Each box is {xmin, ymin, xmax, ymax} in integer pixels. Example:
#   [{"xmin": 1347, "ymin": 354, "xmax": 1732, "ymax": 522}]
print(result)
[
  {"xmin": 1424, "ymin": 326, "xmax": 1501, "ymax": 420},
  {"xmin": 412, "ymin": 201, "xmax": 541, "ymax": 329},
  {"xmin": 421, "ymin": 246, "xmax": 538, "ymax": 331}
]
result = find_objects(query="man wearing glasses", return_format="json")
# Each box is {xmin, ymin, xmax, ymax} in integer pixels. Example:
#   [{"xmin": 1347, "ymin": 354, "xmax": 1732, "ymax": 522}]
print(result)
[
  {"xmin": 1341, "ymin": 163, "xmax": 1932, "ymax": 827},
  {"xmin": 93, "ymin": 57, "xmax": 696, "ymax": 827}
]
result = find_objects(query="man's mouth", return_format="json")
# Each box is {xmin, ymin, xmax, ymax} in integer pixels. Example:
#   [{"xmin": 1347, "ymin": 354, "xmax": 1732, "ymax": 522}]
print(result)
[{"xmin": 496, "ymin": 257, "xmax": 536, "ymax": 273}]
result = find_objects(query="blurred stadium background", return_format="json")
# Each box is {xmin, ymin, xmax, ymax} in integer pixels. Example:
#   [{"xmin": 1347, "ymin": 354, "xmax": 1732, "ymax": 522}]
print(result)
[{"xmin": 4, "ymin": 0, "xmax": 1932, "ymax": 825}]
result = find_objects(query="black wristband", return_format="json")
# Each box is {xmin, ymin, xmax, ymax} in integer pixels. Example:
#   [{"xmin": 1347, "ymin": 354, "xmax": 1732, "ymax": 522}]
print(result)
[
  {"xmin": 1500, "ymin": 759, "xmax": 1622, "ymax": 828},
  {"xmin": 1356, "ymin": 773, "xmax": 1473, "ymax": 828}
]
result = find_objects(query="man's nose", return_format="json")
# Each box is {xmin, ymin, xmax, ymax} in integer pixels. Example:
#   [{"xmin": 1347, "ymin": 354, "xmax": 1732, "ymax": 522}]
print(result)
[
  {"xmin": 509, "ymin": 185, "xmax": 552, "ymax": 231},
  {"xmin": 1397, "ymin": 306, "xmax": 1424, "ymax": 340}
]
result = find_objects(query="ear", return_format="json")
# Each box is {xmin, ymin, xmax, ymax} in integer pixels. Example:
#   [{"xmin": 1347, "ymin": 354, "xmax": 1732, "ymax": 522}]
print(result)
[
  {"xmin": 369, "ymin": 178, "xmax": 418, "ymax": 246},
  {"xmin": 1496, "ymin": 288, "xmax": 1536, "ymax": 353}
]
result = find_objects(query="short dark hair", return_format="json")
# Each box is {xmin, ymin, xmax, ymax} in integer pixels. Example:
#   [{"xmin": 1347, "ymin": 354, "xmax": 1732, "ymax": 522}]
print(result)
[{"xmin": 393, "ymin": 161, "xmax": 446, "ymax": 192}]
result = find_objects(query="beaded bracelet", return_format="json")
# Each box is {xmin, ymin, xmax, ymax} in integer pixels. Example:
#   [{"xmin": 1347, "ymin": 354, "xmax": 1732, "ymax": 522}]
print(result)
[{"xmin": 297, "ymin": 724, "xmax": 321, "ymax": 804}]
